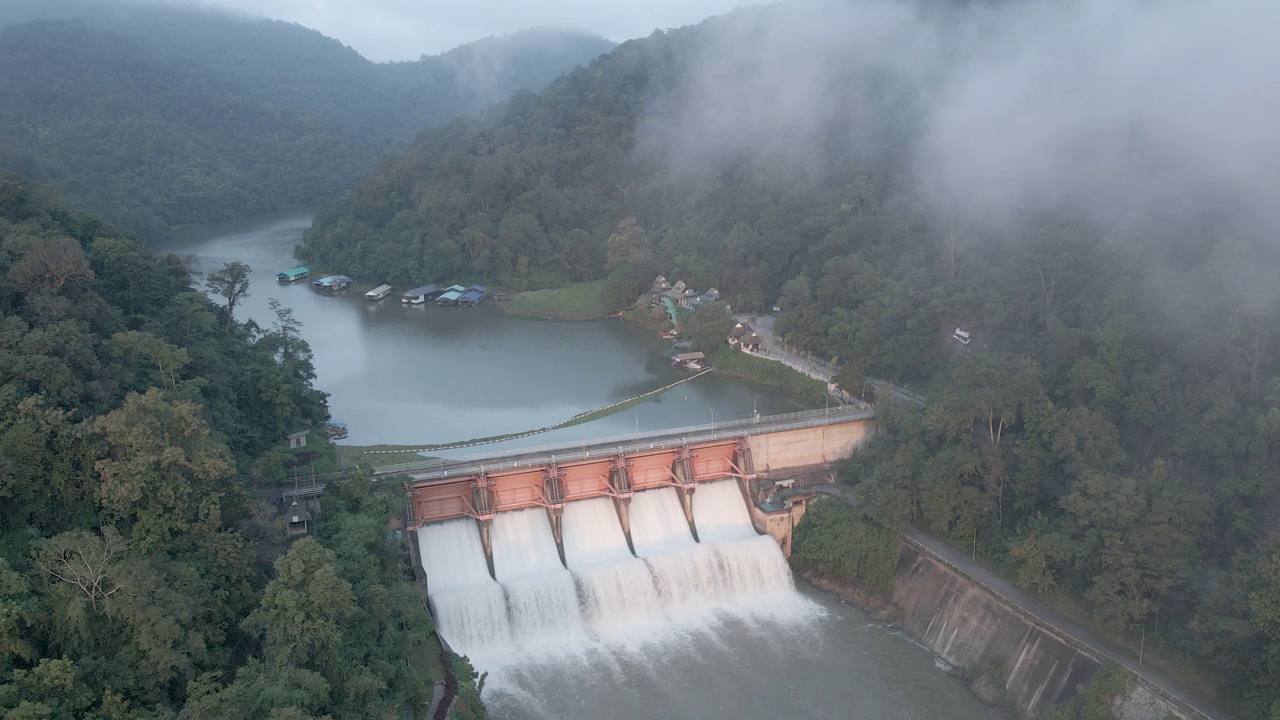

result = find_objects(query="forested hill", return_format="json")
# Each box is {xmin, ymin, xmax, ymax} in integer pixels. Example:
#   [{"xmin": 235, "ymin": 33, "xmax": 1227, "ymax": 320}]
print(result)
[
  {"xmin": 0, "ymin": 177, "xmax": 460, "ymax": 716},
  {"xmin": 0, "ymin": 0, "xmax": 613, "ymax": 241},
  {"xmin": 304, "ymin": 2, "xmax": 1280, "ymax": 714}
]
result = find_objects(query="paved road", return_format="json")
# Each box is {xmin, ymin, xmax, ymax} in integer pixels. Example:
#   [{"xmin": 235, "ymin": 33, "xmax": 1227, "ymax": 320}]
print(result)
[{"xmin": 811, "ymin": 486, "xmax": 1229, "ymax": 720}]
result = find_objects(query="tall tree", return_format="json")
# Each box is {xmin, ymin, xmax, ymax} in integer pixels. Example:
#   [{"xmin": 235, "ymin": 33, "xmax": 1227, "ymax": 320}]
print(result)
[{"xmin": 206, "ymin": 262, "xmax": 251, "ymax": 330}]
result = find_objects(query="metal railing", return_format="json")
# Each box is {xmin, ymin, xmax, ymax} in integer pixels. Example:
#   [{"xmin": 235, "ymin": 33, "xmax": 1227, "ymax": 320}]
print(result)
[{"xmin": 386, "ymin": 405, "xmax": 874, "ymax": 481}]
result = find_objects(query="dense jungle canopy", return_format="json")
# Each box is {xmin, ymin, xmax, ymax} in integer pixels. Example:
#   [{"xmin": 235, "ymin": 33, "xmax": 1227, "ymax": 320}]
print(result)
[{"xmin": 0, "ymin": 178, "xmax": 457, "ymax": 717}]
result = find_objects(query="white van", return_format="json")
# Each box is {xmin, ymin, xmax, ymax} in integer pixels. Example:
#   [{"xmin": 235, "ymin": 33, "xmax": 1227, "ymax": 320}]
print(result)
[{"xmin": 953, "ymin": 328, "xmax": 971, "ymax": 344}]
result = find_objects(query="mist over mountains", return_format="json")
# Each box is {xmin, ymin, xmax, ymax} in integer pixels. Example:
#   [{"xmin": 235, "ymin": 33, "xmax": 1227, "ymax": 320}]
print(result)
[{"xmin": 0, "ymin": 0, "xmax": 613, "ymax": 239}]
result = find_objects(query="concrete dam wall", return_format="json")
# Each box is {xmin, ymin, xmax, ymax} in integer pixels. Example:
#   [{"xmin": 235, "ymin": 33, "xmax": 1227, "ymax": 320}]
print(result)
[
  {"xmin": 892, "ymin": 543, "xmax": 1100, "ymax": 715},
  {"xmin": 885, "ymin": 539, "xmax": 1194, "ymax": 719}
]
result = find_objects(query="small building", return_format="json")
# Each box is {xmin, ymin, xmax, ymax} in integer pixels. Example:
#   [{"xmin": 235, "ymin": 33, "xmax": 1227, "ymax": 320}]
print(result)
[
  {"xmin": 276, "ymin": 266, "xmax": 310, "ymax": 283},
  {"xmin": 435, "ymin": 285, "xmax": 467, "ymax": 306},
  {"xmin": 672, "ymin": 280, "xmax": 687, "ymax": 294},
  {"xmin": 402, "ymin": 284, "xmax": 442, "ymax": 304},
  {"xmin": 652, "ymin": 275, "xmax": 672, "ymax": 291},
  {"xmin": 364, "ymin": 284, "xmax": 393, "ymax": 301},
  {"xmin": 311, "ymin": 275, "xmax": 353, "ymax": 292},
  {"xmin": 286, "ymin": 429, "xmax": 309, "ymax": 449},
  {"xmin": 673, "ymin": 352, "xmax": 706, "ymax": 363},
  {"xmin": 285, "ymin": 499, "xmax": 313, "ymax": 536},
  {"xmin": 458, "ymin": 285, "xmax": 486, "ymax": 307},
  {"xmin": 727, "ymin": 322, "xmax": 751, "ymax": 344},
  {"xmin": 742, "ymin": 333, "xmax": 762, "ymax": 352}
]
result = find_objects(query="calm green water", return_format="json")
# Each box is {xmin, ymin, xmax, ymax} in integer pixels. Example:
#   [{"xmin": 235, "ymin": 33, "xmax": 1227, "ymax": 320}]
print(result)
[{"xmin": 155, "ymin": 209, "xmax": 811, "ymax": 447}]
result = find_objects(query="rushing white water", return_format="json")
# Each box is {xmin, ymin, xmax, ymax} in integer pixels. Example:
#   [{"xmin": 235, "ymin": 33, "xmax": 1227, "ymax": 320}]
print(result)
[
  {"xmin": 491, "ymin": 508, "xmax": 586, "ymax": 649},
  {"xmin": 421, "ymin": 483, "xmax": 800, "ymax": 666},
  {"xmin": 562, "ymin": 498, "xmax": 663, "ymax": 636},
  {"xmin": 417, "ymin": 519, "xmax": 511, "ymax": 655},
  {"xmin": 691, "ymin": 479, "xmax": 759, "ymax": 542},
  {"xmin": 628, "ymin": 487, "xmax": 696, "ymax": 555}
]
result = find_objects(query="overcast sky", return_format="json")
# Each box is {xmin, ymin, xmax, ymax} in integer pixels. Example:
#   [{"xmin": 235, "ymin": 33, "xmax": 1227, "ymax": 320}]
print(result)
[{"xmin": 183, "ymin": 0, "xmax": 754, "ymax": 61}]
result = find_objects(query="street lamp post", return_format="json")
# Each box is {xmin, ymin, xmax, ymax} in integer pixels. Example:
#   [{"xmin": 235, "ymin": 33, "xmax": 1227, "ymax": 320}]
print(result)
[
  {"xmin": 753, "ymin": 394, "xmax": 760, "ymax": 422},
  {"xmin": 708, "ymin": 406, "xmax": 715, "ymax": 439}
]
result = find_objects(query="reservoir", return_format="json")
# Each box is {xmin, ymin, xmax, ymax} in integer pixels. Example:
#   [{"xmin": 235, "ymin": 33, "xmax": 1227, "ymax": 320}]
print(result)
[
  {"xmin": 155, "ymin": 208, "xmax": 811, "ymax": 448},
  {"xmin": 157, "ymin": 209, "xmax": 1007, "ymax": 720}
]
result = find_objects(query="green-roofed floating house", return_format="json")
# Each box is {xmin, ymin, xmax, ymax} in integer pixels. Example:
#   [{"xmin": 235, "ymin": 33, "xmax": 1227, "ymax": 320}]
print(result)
[{"xmin": 276, "ymin": 266, "xmax": 310, "ymax": 282}]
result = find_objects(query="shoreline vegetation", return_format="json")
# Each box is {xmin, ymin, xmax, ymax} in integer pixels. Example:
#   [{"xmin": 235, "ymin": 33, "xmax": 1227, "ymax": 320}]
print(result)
[{"xmin": 497, "ymin": 279, "xmax": 611, "ymax": 319}]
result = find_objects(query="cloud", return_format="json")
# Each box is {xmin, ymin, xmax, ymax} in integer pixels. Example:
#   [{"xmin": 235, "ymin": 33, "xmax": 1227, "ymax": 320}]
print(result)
[
  {"xmin": 919, "ymin": 0, "xmax": 1280, "ymax": 232},
  {"xmin": 641, "ymin": 0, "xmax": 1280, "ymax": 243}
]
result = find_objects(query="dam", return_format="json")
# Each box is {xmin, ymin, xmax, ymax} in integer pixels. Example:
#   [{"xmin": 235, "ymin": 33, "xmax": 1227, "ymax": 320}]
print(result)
[
  {"xmin": 408, "ymin": 408, "xmax": 875, "ymax": 656},
  {"xmin": 407, "ymin": 408, "xmax": 1009, "ymax": 719}
]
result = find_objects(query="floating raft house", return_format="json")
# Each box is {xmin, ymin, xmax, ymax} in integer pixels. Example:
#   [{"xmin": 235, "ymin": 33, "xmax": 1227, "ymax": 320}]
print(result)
[
  {"xmin": 402, "ymin": 284, "xmax": 442, "ymax": 304},
  {"xmin": 458, "ymin": 284, "xmax": 486, "ymax": 306},
  {"xmin": 311, "ymin": 275, "xmax": 353, "ymax": 292},
  {"xmin": 276, "ymin": 266, "xmax": 310, "ymax": 282},
  {"xmin": 364, "ymin": 284, "xmax": 393, "ymax": 301},
  {"xmin": 435, "ymin": 285, "xmax": 467, "ymax": 306}
]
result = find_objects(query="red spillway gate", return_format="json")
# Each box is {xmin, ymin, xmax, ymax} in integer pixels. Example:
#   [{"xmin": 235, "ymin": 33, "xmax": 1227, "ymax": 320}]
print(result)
[{"xmin": 407, "ymin": 437, "xmax": 754, "ymax": 527}]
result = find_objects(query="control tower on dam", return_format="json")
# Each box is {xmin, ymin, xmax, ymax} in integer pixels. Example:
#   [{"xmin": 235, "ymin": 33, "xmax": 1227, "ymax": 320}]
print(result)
[{"xmin": 402, "ymin": 405, "xmax": 874, "ymax": 570}]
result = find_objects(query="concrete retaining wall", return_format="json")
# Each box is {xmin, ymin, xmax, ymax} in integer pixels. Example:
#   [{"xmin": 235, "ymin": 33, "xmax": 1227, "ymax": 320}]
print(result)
[
  {"xmin": 748, "ymin": 419, "xmax": 871, "ymax": 472},
  {"xmin": 888, "ymin": 542, "xmax": 1191, "ymax": 719},
  {"xmin": 892, "ymin": 544, "xmax": 1100, "ymax": 714}
]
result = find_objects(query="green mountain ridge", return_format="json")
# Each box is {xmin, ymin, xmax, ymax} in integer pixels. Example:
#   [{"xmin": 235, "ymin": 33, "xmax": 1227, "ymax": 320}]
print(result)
[{"xmin": 0, "ymin": 0, "xmax": 614, "ymax": 241}]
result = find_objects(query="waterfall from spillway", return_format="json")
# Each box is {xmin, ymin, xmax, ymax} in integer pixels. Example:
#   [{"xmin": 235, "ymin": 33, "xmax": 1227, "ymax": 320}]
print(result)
[
  {"xmin": 490, "ymin": 507, "xmax": 586, "ymax": 650},
  {"xmin": 420, "ymin": 479, "xmax": 808, "ymax": 661},
  {"xmin": 417, "ymin": 519, "xmax": 511, "ymax": 653},
  {"xmin": 692, "ymin": 480, "xmax": 798, "ymax": 602},
  {"xmin": 561, "ymin": 497, "xmax": 662, "ymax": 637}
]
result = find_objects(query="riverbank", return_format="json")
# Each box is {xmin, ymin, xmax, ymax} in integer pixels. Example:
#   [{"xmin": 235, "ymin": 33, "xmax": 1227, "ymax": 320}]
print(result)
[
  {"xmin": 708, "ymin": 346, "xmax": 829, "ymax": 405},
  {"xmin": 497, "ymin": 279, "xmax": 610, "ymax": 319}
]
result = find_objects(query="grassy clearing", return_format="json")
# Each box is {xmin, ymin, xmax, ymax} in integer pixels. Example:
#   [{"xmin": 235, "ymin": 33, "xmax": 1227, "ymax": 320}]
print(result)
[
  {"xmin": 336, "ymin": 443, "xmax": 428, "ymax": 466},
  {"xmin": 410, "ymin": 632, "xmax": 446, "ymax": 683},
  {"xmin": 499, "ymin": 280, "xmax": 610, "ymax": 319},
  {"xmin": 709, "ymin": 347, "xmax": 828, "ymax": 405}
]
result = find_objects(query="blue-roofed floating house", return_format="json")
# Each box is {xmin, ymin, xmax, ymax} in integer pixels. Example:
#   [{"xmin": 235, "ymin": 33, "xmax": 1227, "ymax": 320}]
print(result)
[
  {"xmin": 457, "ymin": 285, "xmax": 486, "ymax": 307},
  {"xmin": 311, "ymin": 275, "xmax": 353, "ymax": 292}
]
